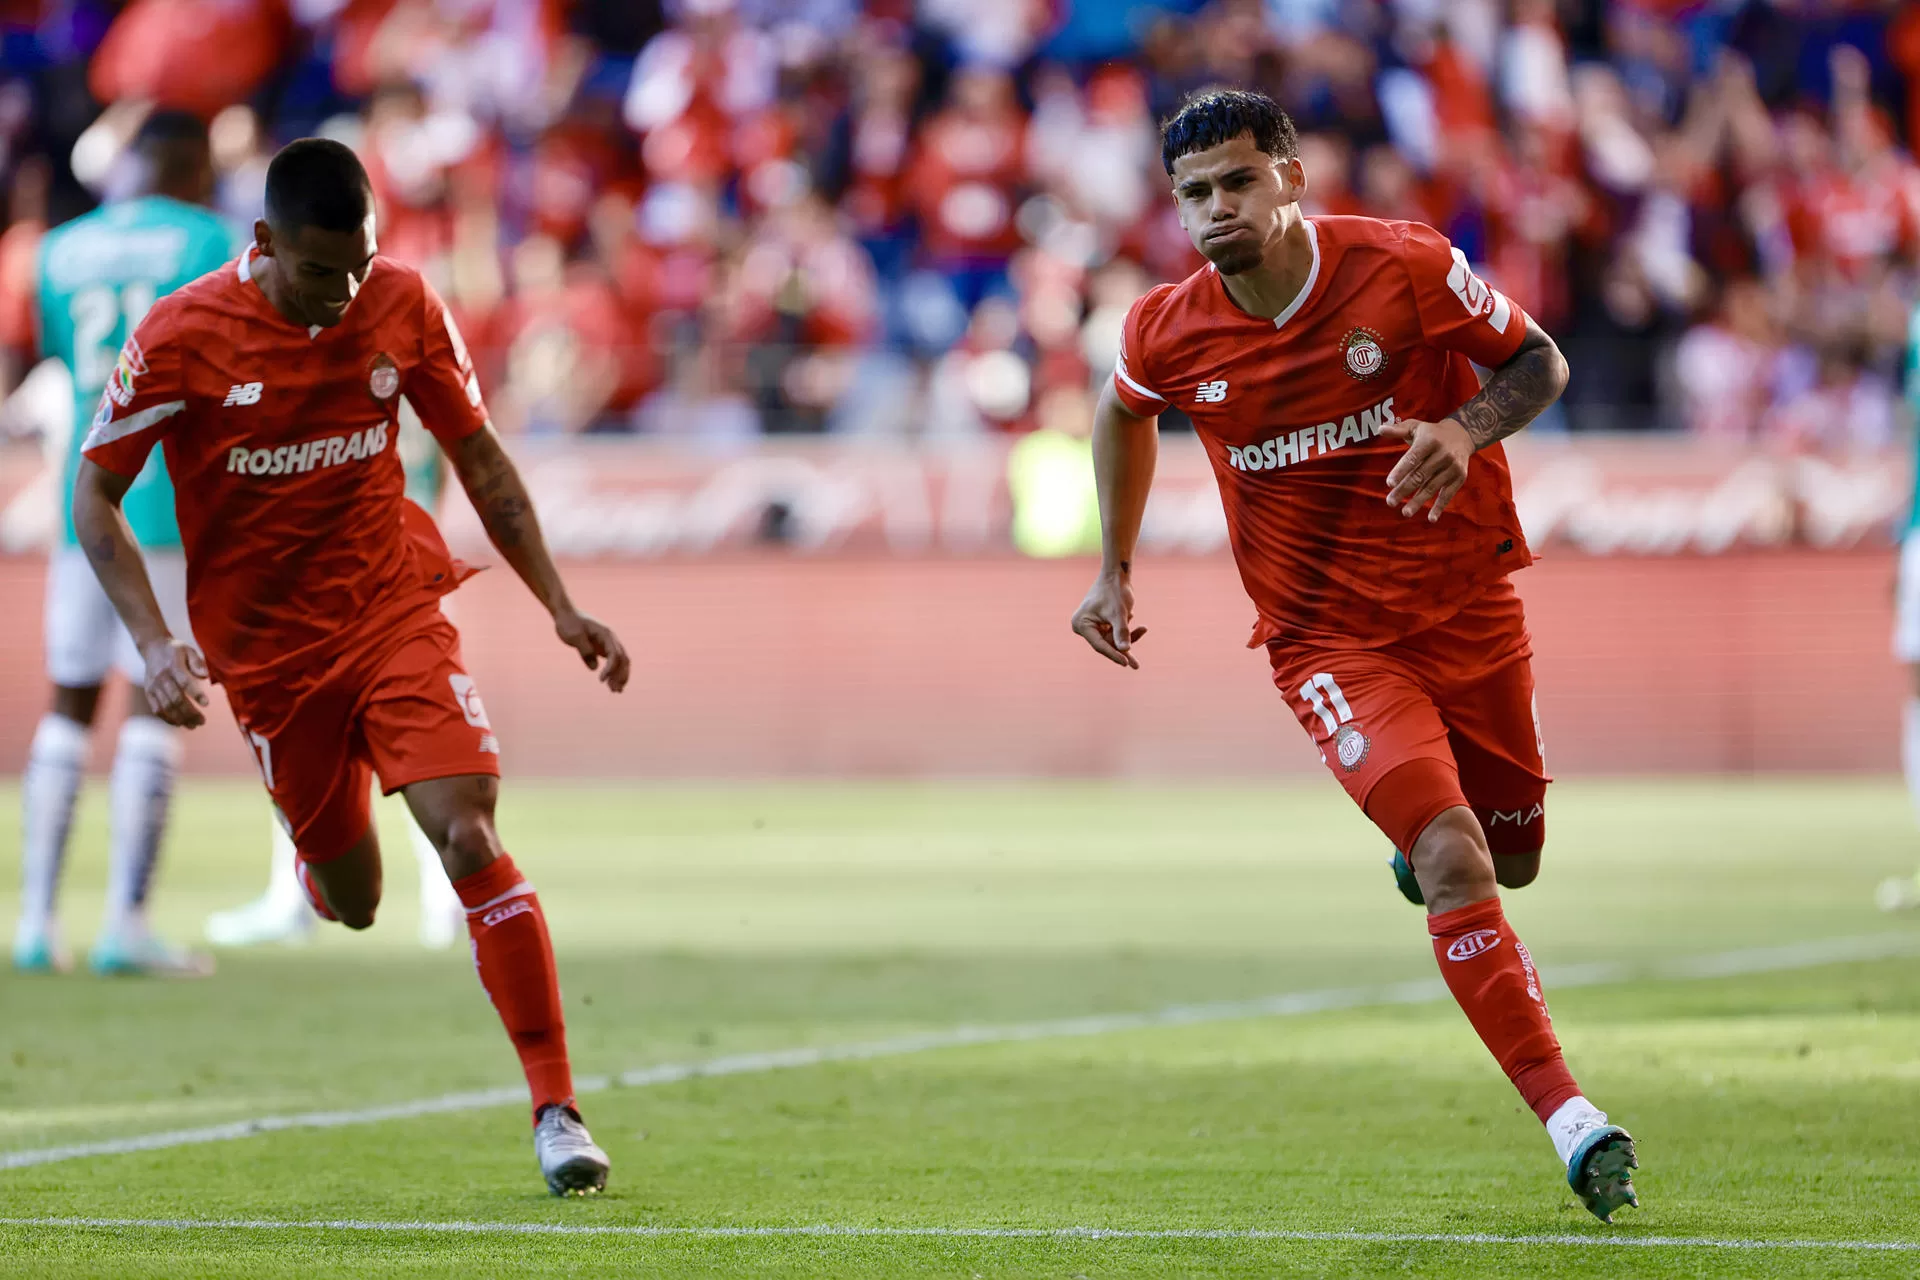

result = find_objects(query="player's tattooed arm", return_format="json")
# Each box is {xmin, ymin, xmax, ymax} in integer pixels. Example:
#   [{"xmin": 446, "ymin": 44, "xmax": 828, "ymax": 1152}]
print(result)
[
  {"xmin": 1381, "ymin": 318, "xmax": 1569, "ymax": 521},
  {"xmin": 448, "ymin": 425, "xmax": 632, "ymax": 692},
  {"xmin": 1450, "ymin": 317, "xmax": 1570, "ymax": 451}
]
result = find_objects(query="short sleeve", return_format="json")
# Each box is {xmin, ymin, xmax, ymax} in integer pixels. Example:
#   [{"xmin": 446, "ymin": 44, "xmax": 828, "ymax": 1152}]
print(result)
[
  {"xmin": 81, "ymin": 310, "xmax": 185, "ymax": 477},
  {"xmin": 1401, "ymin": 222, "xmax": 1529, "ymax": 368},
  {"xmin": 406, "ymin": 276, "xmax": 489, "ymax": 446},
  {"xmin": 1110, "ymin": 287, "xmax": 1171, "ymax": 417}
]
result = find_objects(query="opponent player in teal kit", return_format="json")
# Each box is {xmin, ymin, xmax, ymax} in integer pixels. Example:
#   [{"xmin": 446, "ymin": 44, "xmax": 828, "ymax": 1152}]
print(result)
[{"xmin": 12, "ymin": 113, "xmax": 235, "ymax": 975}]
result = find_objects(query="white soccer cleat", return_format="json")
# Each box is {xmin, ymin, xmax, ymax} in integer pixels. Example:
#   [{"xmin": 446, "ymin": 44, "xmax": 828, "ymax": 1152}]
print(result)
[
  {"xmin": 535, "ymin": 1104, "xmax": 610, "ymax": 1197},
  {"xmin": 1875, "ymin": 875, "xmax": 1920, "ymax": 912},
  {"xmin": 418, "ymin": 897, "xmax": 465, "ymax": 950},
  {"xmin": 203, "ymin": 891, "xmax": 316, "ymax": 948}
]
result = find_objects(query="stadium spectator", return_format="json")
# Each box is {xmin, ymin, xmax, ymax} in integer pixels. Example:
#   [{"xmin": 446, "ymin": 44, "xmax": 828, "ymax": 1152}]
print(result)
[{"xmin": 0, "ymin": 0, "xmax": 1908, "ymax": 441}]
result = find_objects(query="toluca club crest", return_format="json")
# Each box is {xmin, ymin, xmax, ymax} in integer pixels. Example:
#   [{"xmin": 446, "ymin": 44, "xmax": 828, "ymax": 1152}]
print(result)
[
  {"xmin": 1342, "ymin": 327, "xmax": 1386, "ymax": 380},
  {"xmin": 1333, "ymin": 724, "xmax": 1370, "ymax": 772},
  {"xmin": 367, "ymin": 352, "xmax": 400, "ymax": 401}
]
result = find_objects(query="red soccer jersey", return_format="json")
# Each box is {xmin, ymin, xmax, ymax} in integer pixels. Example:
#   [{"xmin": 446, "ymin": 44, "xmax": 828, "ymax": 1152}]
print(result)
[
  {"xmin": 82, "ymin": 247, "xmax": 488, "ymax": 689},
  {"xmin": 1112, "ymin": 215, "xmax": 1534, "ymax": 650}
]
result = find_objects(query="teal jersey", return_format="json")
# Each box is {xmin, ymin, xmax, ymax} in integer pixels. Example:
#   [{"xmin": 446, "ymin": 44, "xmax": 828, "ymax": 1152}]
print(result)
[
  {"xmin": 397, "ymin": 399, "xmax": 446, "ymax": 511},
  {"xmin": 1908, "ymin": 300, "xmax": 1920, "ymax": 537},
  {"xmin": 38, "ymin": 196, "xmax": 240, "ymax": 548}
]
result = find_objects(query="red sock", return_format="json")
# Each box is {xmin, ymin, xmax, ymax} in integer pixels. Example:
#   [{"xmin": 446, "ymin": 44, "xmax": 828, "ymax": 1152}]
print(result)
[
  {"xmin": 454, "ymin": 854, "xmax": 574, "ymax": 1119},
  {"xmin": 1427, "ymin": 897, "xmax": 1581, "ymax": 1124}
]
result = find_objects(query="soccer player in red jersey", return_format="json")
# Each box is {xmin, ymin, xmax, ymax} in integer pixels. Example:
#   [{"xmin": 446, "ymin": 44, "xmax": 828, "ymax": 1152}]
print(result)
[
  {"xmin": 1071, "ymin": 90, "xmax": 1639, "ymax": 1221},
  {"xmin": 71, "ymin": 139, "xmax": 626, "ymax": 1196}
]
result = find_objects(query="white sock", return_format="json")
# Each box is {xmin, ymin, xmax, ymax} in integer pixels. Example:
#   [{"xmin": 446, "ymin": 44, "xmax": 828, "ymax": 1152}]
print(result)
[
  {"xmin": 1545, "ymin": 1094, "xmax": 1609, "ymax": 1166},
  {"xmin": 1903, "ymin": 699, "xmax": 1920, "ymax": 832},
  {"xmin": 267, "ymin": 810, "xmax": 304, "ymax": 907},
  {"xmin": 17, "ymin": 713, "xmax": 89, "ymax": 941},
  {"xmin": 100, "ymin": 715, "xmax": 181, "ymax": 938},
  {"xmin": 407, "ymin": 816, "xmax": 456, "ymax": 912}
]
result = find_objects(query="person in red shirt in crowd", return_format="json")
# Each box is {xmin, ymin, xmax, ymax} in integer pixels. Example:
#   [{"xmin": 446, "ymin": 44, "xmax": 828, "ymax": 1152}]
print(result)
[
  {"xmin": 72, "ymin": 139, "xmax": 627, "ymax": 1196},
  {"xmin": 908, "ymin": 65, "xmax": 1029, "ymax": 307},
  {"xmin": 1070, "ymin": 89, "xmax": 1640, "ymax": 1221}
]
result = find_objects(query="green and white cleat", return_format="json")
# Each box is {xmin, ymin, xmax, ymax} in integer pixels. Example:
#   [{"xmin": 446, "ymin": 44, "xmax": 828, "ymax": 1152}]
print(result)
[
  {"xmin": 1567, "ymin": 1124, "xmax": 1639, "ymax": 1223},
  {"xmin": 1387, "ymin": 848, "xmax": 1424, "ymax": 906},
  {"xmin": 536, "ymin": 1104, "xmax": 610, "ymax": 1197},
  {"xmin": 11, "ymin": 930, "xmax": 72, "ymax": 974},
  {"xmin": 89, "ymin": 931, "xmax": 214, "ymax": 978}
]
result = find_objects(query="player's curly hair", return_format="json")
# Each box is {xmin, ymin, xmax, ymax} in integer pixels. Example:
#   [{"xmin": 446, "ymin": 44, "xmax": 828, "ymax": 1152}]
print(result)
[
  {"xmin": 1160, "ymin": 88, "xmax": 1299, "ymax": 176},
  {"xmin": 264, "ymin": 138, "xmax": 373, "ymax": 236}
]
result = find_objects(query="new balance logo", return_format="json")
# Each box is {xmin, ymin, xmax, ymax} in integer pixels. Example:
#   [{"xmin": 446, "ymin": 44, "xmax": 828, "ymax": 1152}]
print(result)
[
  {"xmin": 1195, "ymin": 380, "xmax": 1229, "ymax": 403},
  {"xmin": 223, "ymin": 382, "xmax": 263, "ymax": 407}
]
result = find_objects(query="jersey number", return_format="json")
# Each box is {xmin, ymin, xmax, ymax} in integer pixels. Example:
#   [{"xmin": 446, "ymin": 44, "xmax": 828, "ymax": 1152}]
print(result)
[
  {"xmin": 1298, "ymin": 672, "xmax": 1354, "ymax": 736},
  {"xmin": 69, "ymin": 282, "xmax": 157, "ymax": 391}
]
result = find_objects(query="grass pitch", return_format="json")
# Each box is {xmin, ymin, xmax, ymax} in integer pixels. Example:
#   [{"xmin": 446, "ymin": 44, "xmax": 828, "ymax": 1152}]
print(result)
[{"xmin": 1, "ymin": 776, "xmax": 1918, "ymax": 1278}]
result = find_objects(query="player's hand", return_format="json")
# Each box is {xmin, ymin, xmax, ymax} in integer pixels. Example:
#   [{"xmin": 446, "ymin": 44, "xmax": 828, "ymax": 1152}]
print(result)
[
  {"xmin": 1378, "ymin": 416, "xmax": 1474, "ymax": 522},
  {"xmin": 142, "ymin": 638, "xmax": 211, "ymax": 728},
  {"xmin": 1071, "ymin": 574, "xmax": 1147, "ymax": 669},
  {"xmin": 555, "ymin": 607, "xmax": 630, "ymax": 693}
]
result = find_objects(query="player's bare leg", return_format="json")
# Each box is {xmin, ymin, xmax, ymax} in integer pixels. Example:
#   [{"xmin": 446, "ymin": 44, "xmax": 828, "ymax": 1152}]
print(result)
[
  {"xmin": 298, "ymin": 824, "xmax": 384, "ymax": 929},
  {"xmin": 403, "ymin": 773, "xmax": 607, "ymax": 1196},
  {"xmin": 13, "ymin": 683, "xmax": 100, "ymax": 972},
  {"xmin": 1876, "ymin": 662, "xmax": 1920, "ymax": 910},
  {"xmin": 1409, "ymin": 805, "xmax": 1638, "ymax": 1222}
]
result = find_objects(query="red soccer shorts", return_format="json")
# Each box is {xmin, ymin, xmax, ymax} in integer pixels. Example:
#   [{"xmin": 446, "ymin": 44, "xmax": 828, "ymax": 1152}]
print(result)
[
  {"xmin": 1268, "ymin": 578, "xmax": 1549, "ymax": 856},
  {"xmin": 227, "ymin": 608, "xmax": 501, "ymax": 863}
]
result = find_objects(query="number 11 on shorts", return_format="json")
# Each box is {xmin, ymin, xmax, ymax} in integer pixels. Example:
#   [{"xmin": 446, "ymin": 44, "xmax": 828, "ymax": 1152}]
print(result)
[{"xmin": 1298, "ymin": 672, "xmax": 1354, "ymax": 736}]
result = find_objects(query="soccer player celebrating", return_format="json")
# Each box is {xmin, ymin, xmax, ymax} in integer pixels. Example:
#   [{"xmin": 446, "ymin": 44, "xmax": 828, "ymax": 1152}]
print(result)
[
  {"xmin": 203, "ymin": 407, "xmax": 467, "ymax": 951},
  {"xmin": 13, "ymin": 112, "xmax": 233, "ymax": 977},
  {"xmin": 73, "ymin": 138, "xmax": 626, "ymax": 1196},
  {"xmin": 1071, "ymin": 90, "xmax": 1639, "ymax": 1221}
]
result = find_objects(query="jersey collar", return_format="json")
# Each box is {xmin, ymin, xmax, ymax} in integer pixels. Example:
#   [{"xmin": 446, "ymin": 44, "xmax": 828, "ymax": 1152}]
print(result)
[{"xmin": 1209, "ymin": 218, "xmax": 1321, "ymax": 332}]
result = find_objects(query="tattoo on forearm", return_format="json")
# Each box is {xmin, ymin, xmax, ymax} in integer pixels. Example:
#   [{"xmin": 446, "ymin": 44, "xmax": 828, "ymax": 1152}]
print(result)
[
  {"xmin": 1453, "ymin": 342, "xmax": 1566, "ymax": 450},
  {"xmin": 463, "ymin": 446, "xmax": 531, "ymax": 550},
  {"xmin": 84, "ymin": 533, "xmax": 116, "ymax": 565}
]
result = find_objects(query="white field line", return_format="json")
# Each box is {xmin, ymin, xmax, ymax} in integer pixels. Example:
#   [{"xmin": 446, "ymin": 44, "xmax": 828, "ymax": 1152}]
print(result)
[
  {"xmin": 3, "ymin": 931, "xmax": 1915, "ymax": 1175},
  {"xmin": 0, "ymin": 1216, "xmax": 1915, "ymax": 1253}
]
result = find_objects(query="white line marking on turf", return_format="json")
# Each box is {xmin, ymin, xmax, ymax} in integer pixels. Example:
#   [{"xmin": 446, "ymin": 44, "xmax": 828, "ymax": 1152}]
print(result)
[
  {"xmin": 3, "ymin": 932, "xmax": 1915, "ymax": 1174},
  {"xmin": 0, "ymin": 1217, "xmax": 1915, "ymax": 1253}
]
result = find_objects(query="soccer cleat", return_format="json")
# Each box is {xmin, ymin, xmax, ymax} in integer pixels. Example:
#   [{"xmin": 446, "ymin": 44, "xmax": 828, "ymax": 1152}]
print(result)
[
  {"xmin": 11, "ymin": 930, "xmax": 72, "ymax": 974},
  {"xmin": 419, "ymin": 895, "xmax": 465, "ymax": 950},
  {"xmin": 89, "ymin": 931, "xmax": 215, "ymax": 978},
  {"xmin": 1388, "ymin": 848, "xmax": 1424, "ymax": 906},
  {"xmin": 1874, "ymin": 874, "xmax": 1920, "ymax": 912},
  {"xmin": 535, "ymin": 1104, "xmax": 610, "ymax": 1197},
  {"xmin": 204, "ymin": 892, "xmax": 317, "ymax": 947},
  {"xmin": 1567, "ymin": 1124, "xmax": 1639, "ymax": 1223}
]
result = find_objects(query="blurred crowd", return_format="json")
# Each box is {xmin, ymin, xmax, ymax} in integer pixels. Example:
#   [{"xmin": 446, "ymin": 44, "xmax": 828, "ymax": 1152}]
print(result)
[{"xmin": 0, "ymin": 0, "xmax": 1913, "ymax": 446}]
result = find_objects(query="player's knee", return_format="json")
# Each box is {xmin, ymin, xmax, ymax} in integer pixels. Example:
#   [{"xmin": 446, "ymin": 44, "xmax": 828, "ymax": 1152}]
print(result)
[
  {"xmin": 1493, "ymin": 852, "xmax": 1541, "ymax": 889},
  {"xmin": 439, "ymin": 809, "xmax": 503, "ymax": 881},
  {"xmin": 1410, "ymin": 807, "xmax": 1497, "ymax": 912},
  {"xmin": 337, "ymin": 904, "xmax": 378, "ymax": 931}
]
